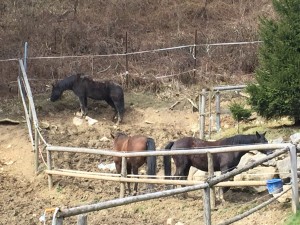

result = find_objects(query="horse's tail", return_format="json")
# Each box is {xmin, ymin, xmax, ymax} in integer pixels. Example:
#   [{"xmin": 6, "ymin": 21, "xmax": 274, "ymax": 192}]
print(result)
[
  {"xmin": 163, "ymin": 141, "xmax": 174, "ymax": 179},
  {"xmin": 146, "ymin": 138, "xmax": 157, "ymax": 177}
]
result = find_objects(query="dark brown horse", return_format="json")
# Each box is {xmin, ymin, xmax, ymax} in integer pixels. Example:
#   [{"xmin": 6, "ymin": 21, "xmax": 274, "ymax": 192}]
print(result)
[
  {"xmin": 163, "ymin": 132, "xmax": 271, "ymax": 184},
  {"xmin": 112, "ymin": 132, "xmax": 157, "ymax": 195},
  {"xmin": 50, "ymin": 74, "xmax": 125, "ymax": 124}
]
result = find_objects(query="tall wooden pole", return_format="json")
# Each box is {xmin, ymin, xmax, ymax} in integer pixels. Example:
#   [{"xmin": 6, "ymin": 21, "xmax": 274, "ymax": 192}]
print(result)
[
  {"xmin": 125, "ymin": 32, "xmax": 129, "ymax": 88},
  {"xmin": 215, "ymin": 91, "xmax": 221, "ymax": 132},
  {"xmin": 199, "ymin": 89, "xmax": 206, "ymax": 139},
  {"xmin": 193, "ymin": 30, "xmax": 197, "ymax": 78}
]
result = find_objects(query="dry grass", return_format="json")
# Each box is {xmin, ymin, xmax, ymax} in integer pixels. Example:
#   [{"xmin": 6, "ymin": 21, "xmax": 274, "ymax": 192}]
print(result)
[{"xmin": 0, "ymin": 0, "xmax": 275, "ymax": 96}]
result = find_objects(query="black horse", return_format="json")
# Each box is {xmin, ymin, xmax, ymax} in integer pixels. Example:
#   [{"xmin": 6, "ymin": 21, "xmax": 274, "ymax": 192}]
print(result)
[
  {"xmin": 50, "ymin": 74, "xmax": 125, "ymax": 124},
  {"xmin": 163, "ymin": 132, "xmax": 271, "ymax": 193}
]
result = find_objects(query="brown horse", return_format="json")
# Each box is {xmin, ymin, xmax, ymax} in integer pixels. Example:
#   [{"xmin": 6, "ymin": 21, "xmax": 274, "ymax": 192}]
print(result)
[
  {"xmin": 112, "ymin": 132, "xmax": 157, "ymax": 195},
  {"xmin": 163, "ymin": 132, "xmax": 271, "ymax": 196}
]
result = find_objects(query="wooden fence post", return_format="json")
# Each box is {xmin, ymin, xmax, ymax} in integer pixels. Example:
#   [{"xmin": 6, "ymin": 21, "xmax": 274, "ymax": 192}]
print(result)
[
  {"xmin": 215, "ymin": 90, "xmax": 221, "ymax": 132},
  {"xmin": 203, "ymin": 187, "xmax": 211, "ymax": 225},
  {"xmin": 120, "ymin": 156, "xmax": 127, "ymax": 198},
  {"xmin": 125, "ymin": 31, "xmax": 129, "ymax": 88},
  {"xmin": 34, "ymin": 127, "xmax": 39, "ymax": 172},
  {"xmin": 77, "ymin": 214, "xmax": 88, "ymax": 225},
  {"xmin": 199, "ymin": 89, "xmax": 206, "ymax": 139},
  {"xmin": 207, "ymin": 152, "xmax": 216, "ymax": 209},
  {"xmin": 289, "ymin": 144, "xmax": 299, "ymax": 213},
  {"xmin": 208, "ymin": 90, "xmax": 212, "ymax": 139},
  {"xmin": 193, "ymin": 29, "xmax": 197, "ymax": 78},
  {"xmin": 53, "ymin": 217, "xmax": 63, "ymax": 225},
  {"xmin": 47, "ymin": 150, "xmax": 53, "ymax": 189}
]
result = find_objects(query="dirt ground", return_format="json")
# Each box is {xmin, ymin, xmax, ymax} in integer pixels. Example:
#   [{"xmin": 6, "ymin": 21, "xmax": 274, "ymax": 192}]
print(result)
[{"xmin": 0, "ymin": 90, "xmax": 293, "ymax": 225}]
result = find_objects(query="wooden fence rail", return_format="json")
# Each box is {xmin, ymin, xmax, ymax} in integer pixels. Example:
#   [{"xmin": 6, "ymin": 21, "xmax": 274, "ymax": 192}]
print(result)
[{"xmin": 50, "ymin": 146, "xmax": 298, "ymax": 225}]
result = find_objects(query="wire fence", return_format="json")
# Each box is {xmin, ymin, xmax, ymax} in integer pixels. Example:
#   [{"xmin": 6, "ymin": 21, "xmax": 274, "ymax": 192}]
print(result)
[{"xmin": 0, "ymin": 38, "xmax": 262, "ymax": 99}]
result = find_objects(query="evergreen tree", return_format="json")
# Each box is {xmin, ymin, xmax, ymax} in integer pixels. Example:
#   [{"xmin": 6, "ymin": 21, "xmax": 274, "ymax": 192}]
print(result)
[{"xmin": 246, "ymin": 0, "xmax": 300, "ymax": 125}]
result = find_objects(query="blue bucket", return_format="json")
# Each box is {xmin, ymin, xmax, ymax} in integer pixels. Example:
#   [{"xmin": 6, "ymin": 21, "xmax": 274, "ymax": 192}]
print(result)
[{"xmin": 267, "ymin": 179, "xmax": 283, "ymax": 194}]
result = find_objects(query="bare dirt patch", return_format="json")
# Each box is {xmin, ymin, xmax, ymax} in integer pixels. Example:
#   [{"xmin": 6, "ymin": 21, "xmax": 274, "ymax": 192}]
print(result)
[{"xmin": 0, "ymin": 90, "xmax": 293, "ymax": 225}]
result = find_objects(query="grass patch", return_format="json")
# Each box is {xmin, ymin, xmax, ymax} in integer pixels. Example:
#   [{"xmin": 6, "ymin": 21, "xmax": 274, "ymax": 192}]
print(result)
[{"xmin": 285, "ymin": 212, "xmax": 300, "ymax": 225}]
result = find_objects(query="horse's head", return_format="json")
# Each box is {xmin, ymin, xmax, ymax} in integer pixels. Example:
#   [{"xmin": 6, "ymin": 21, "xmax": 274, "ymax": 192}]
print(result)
[
  {"xmin": 50, "ymin": 82, "xmax": 62, "ymax": 102},
  {"xmin": 111, "ymin": 132, "xmax": 127, "ymax": 140},
  {"xmin": 255, "ymin": 131, "xmax": 272, "ymax": 155},
  {"xmin": 255, "ymin": 131, "xmax": 268, "ymax": 143}
]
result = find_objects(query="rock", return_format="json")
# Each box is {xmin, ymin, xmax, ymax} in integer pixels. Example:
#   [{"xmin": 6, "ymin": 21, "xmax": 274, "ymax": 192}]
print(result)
[
  {"xmin": 87, "ymin": 140, "xmax": 98, "ymax": 148},
  {"xmin": 39, "ymin": 121, "xmax": 50, "ymax": 129},
  {"xmin": 270, "ymin": 137, "xmax": 284, "ymax": 144},
  {"xmin": 276, "ymin": 156, "xmax": 300, "ymax": 179},
  {"xmin": 140, "ymin": 169, "xmax": 146, "ymax": 175},
  {"xmin": 100, "ymin": 136, "xmax": 110, "ymax": 142},
  {"xmin": 67, "ymin": 127, "xmax": 78, "ymax": 135},
  {"xmin": 187, "ymin": 166, "xmax": 198, "ymax": 180},
  {"xmin": 234, "ymin": 166, "xmax": 276, "ymax": 192},
  {"xmin": 238, "ymin": 152, "xmax": 276, "ymax": 167},
  {"xmin": 192, "ymin": 170, "xmax": 207, "ymax": 181},
  {"xmin": 290, "ymin": 133, "xmax": 300, "ymax": 144},
  {"xmin": 175, "ymin": 222, "xmax": 185, "ymax": 225},
  {"xmin": 73, "ymin": 117, "xmax": 84, "ymax": 126},
  {"xmin": 166, "ymin": 218, "xmax": 173, "ymax": 225},
  {"xmin": 85, "ymin": 116, "xmax": 98, "ymax": 126},
  {"xmin": 98, "ymin": 162, "xmax": 116, "ymax": 172}
]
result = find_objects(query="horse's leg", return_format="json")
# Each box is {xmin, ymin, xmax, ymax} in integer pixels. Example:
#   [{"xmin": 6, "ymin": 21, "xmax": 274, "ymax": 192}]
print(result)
[
  {"xmin": 219, "ymin": 166, "xmax": 231, "ymax": 202},
  {"xmin": 83, "ymin": 96, "xmax": 88, "ymax": 115},
  {"xmin": 132, "ymin": 166, "xmax": 139, "ymax": 196},
  {"xmin": 78, "ymin": 96, "xmax": 88, "ymax": 117},
  {"xmin": 106, "ymin": 97, "xmax": 123, "ymax": 124},
  {"xmin": 126, "ymin": 164, "xmax": 132, "ymax": 195}
]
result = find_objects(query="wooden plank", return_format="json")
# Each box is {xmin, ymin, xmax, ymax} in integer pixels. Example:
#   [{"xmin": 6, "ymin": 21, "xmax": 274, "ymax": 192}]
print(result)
[
  {"xmin": 47, "ymin": 143, "xmax": 289, "ymax": 157},
  {"xmin": 45, "ymin": 169, "xmax": 267, "ymax": 187},
  {"xmin": 57, "ymin": 182, "xmax": 209, "ymax": 218}
]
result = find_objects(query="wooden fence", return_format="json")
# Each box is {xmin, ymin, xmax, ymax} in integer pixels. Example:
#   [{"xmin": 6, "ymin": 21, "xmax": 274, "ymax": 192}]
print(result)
[
  {"xmin": 47, "ymin": 144, "xmax": 298, "ymax": 225},
  {"xmin": 17, "ymin": 54, "xmax": 299, "ymax": 225},
  {"xmin": 199, "ymin": 85, "xmax": 247, "ymax": 139}
]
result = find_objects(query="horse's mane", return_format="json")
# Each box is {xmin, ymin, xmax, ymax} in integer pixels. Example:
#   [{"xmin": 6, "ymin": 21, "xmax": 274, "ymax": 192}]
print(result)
[
  {"xmin": 79, "ymin": 74, "xmax": 121, "ymax": 87},
  {"xmin": 220, "ymin": 134, "xmax": 258, "ymax": 146},
  {"xmin": 55, "ymin": 73, "xmax": 84, "ymax": 90},
  {"xmin": 55, "ymin": 73, "xmax": 122, "ymax": 93}
]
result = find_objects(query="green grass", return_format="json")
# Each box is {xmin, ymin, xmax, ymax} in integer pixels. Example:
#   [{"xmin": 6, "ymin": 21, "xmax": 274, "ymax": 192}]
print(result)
[{"xmin": 285, "ymin": 212, "xmax": 300, "ymax": 225}]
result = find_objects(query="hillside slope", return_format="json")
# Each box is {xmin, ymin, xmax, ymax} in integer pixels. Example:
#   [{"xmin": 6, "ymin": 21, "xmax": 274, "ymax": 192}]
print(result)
[{"xmin": 0, "ymin": 0, "xmax": 275, "ymax": 96}]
